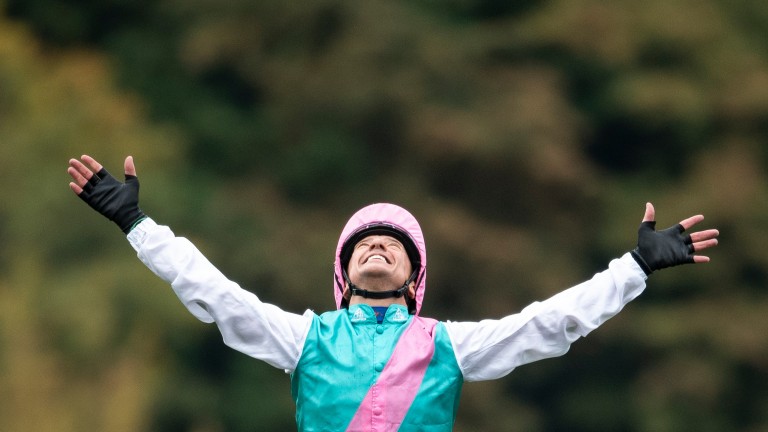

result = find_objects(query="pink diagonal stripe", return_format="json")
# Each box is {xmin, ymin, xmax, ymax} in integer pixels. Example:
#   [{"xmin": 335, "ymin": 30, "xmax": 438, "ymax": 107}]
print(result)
[{"xmin": 346, "ymin": 317, "xmax": 438, "ymax": 431}]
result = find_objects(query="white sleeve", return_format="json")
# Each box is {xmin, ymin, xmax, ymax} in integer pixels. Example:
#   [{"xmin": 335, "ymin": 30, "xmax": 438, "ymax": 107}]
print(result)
[
  {"xmin": 127, "ymin": 218, "xmax": 313, "ymax": 372},
  {"xmin": 443, "ymin": 253, "xmax": 647, "ymax": 382}
]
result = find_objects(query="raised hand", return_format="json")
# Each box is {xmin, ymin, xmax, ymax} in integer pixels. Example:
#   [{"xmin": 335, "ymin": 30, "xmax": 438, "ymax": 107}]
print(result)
[
  {"xmin": 630, "ymin": 202, "xmax": 719, "ymax": 275},
  {"xmin": 68, "ymin": 155, "xmax": 146, "ymax": 234}
]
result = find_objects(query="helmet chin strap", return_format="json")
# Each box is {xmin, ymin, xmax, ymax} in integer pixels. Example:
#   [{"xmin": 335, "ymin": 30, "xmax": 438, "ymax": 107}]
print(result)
[{"xmin": 343, "ymin": 268, "xmax": 418, "ymax": 300}]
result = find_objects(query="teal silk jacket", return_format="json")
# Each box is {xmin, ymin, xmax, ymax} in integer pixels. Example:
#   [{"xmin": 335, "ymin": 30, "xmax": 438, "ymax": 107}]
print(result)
[{"xmin": 292, "ymin": 304, "xmax": 463, "ymax": 431}]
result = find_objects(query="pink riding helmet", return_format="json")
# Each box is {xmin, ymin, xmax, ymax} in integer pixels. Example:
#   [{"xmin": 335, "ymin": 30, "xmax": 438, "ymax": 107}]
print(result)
[{"xmin": 333, "ymin": 203, "xmax": 427, "ymax": 315}]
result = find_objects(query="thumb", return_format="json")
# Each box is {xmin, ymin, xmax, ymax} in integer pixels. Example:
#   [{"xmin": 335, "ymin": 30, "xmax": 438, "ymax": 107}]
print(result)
[
  {"xmin": 642, "ymin": 202, "xmax": 655, "ymax": 223},
  {"xmin": 124, "ymin": 156, "xmax": 137, "ymax": 177}
]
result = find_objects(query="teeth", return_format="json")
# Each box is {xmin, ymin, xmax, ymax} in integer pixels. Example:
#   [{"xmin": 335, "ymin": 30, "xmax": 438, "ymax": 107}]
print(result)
[{"xmin": 366, "ymin": 255, "xmax": 387, "ymax": 263}]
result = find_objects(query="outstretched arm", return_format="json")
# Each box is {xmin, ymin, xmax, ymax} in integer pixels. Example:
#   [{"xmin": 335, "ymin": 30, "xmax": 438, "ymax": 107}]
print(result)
[
  {"xmin": 67, "ymin": 155, "xmax": 312, "ymax": 371},
  {"xmin": 67, "ymin": 155, "xmax": 146, "ymax": 233},
  {"xmin": 446, "ymin": 203, "xmax": 720, "ymax": 381}
]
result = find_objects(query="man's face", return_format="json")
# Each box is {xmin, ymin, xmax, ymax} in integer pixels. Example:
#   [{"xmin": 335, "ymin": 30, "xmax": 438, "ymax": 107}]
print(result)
[{"xmin": 346, "ymin": 235, "xmax": 413, "ymax": 290}]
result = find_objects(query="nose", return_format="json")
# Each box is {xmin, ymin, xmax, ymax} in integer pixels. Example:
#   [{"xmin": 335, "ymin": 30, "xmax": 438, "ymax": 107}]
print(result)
[{"xmin": 366, "ymin": 236, "xmax": 387, "ymax": 250}]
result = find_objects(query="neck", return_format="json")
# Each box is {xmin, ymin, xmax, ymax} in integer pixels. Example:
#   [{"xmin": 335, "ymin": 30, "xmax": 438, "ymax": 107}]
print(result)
[
  {"xmin": 342, "ymin": 269, "xmax": 416, "ymax": 310},
  {"xmin": 352, "ymin": 273, "xmax": 400, "ymax": 293}
]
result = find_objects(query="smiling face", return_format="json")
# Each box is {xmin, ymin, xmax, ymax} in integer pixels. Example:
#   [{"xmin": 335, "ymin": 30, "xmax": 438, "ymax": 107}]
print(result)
[
  {"xmin": 333, "ymin": 204, "xmax": 427, "ymax": 313},
  {"xmin": 346, "ymin": 235, "xmax": 414, "ymax": 293}
]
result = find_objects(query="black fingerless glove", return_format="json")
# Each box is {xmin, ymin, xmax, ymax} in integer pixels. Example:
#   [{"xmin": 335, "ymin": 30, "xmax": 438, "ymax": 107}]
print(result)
[
  {"xmin": 78, "ymin": 168, "xmax": 147, "ymax": 234},
  {"xmin": 630, "ymin": 221, "xmax": 694, "ymax": 275}
]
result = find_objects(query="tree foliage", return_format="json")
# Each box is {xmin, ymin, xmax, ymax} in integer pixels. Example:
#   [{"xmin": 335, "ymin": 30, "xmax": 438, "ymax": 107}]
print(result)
[{"xmin": 2, "ymin": 1, "xmax": 768, "ymax": 431}]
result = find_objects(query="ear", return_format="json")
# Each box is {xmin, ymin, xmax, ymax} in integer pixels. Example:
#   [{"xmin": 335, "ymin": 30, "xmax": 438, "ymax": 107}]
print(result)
[
  {"xmin": 407, "ymin": 282, "xmax": 416, "ymax": 299},
  {"xmin": 343, "ymin": 284, "xmax": 351, "ymax": 301}
]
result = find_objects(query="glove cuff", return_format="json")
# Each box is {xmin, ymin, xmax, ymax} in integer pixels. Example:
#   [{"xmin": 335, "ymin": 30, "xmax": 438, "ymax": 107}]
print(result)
[
  {"xmin": 123, "ymin": 214, "xmax": 148, "ymax": 234},
  {"xmin": 630, "ymin": 248, "xmax": 653, "ymax": 276}
]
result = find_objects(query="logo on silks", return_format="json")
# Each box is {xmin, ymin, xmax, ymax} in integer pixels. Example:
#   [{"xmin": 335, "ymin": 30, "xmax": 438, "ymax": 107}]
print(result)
[
  {"xmin": 352, "ymin": 308, "xmax": 367, "ymax": 322},
  {"xmin": 392, "ymin": 308, "xmax": 407, "ymax": 322}
]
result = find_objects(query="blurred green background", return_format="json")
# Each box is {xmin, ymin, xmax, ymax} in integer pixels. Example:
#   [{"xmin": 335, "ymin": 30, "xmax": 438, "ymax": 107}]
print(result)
[{"xmin": 1, "ymin": 0, "xmax": 767, "ymax": 431}]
